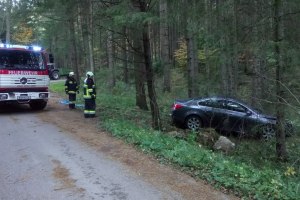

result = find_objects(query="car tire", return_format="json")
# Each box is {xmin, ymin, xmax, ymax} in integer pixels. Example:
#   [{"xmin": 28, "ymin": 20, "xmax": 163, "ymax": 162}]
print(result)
[
  {"xmin": 185, "ymin": 115, "xmax": 202, "ymax": 131},
  {"xmin": 260, "ymin": 124, "xmax": 276, "ymax": 140},
  {"xmin": 236, "ymin": 124, "xmax": 247, "ymax": 138},
  {"xmin": 51, "ymin": 71, "xmax": 60, "ymax": 80}
]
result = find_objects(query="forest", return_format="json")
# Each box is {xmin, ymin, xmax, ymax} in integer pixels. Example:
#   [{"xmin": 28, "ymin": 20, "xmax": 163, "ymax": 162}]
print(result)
[{"xmin": 1, "ymin": 0, "xmax": 300, "ymax": 199}]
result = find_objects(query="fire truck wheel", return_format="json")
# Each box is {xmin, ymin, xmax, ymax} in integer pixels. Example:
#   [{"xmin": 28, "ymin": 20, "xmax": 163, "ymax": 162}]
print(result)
[{"xmin": 29, "ymin": 100, "xmax": 47, "ymax": 110}]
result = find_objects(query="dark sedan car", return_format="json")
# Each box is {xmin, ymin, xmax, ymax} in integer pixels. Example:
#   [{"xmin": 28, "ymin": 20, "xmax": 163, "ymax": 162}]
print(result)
[{"xmin": 171, "ymin": 96, "xmax": 293, "ymax": 140}]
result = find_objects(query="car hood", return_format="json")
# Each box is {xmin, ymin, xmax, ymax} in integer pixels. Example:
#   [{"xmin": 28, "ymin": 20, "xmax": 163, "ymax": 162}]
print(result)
[{"xmin": 258, "ymin": 114, "xmax": 277, "ymax": 123}]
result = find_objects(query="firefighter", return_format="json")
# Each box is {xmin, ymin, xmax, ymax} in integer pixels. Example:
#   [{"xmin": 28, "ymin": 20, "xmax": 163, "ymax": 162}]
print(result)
[
  {"xmin": 64, "ymin": 71, "xmax": 79, "ymax": 109},
  {"xmin": 83, "ymin": 71, "xmax": 96, "ymax": 118}
]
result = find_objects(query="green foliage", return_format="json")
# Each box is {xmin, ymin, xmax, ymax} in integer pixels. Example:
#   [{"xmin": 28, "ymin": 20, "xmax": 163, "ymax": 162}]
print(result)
[
  {"xmin": 105, "ymin": 0, "xmax": 159, "ymax": 29},
  {"xmin": 174, "ymin": 38, "xmax": 219, "ymax": 68},
  {"xmin": 12, "ymin": 23, "xmax": 34, "ymax": 44},
  {"xmin": 152, "ymin": 59, "xmax": 164, "ymax": 76},
  {"xmin": 59, "ymin": 67, "xmax": 72, "ymax": 76},
  {"xmin": 174, "ymin": 38, "xmax": 187, "ymax": 68}
]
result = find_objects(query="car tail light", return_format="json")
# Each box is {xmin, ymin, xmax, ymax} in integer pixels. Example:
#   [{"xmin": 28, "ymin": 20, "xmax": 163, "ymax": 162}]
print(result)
[{"xmin": 172, "ymin": 103, "xmax": 183, "ymax": 110}]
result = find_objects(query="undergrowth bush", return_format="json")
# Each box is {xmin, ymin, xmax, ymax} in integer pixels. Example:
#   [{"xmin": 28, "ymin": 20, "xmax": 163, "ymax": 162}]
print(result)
[{"xmin": 102, "ymin": 119, "xmax": 299, "ymax": 200}]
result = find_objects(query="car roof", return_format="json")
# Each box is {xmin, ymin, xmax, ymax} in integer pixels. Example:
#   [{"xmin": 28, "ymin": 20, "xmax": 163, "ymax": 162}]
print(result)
[
  {"xmin": 195, "ymin": 96, "xmax": 238, "ymax": 101},
  {"xmin": 195, "ymin": 96, "xmax": 249, "ymax": 106}
]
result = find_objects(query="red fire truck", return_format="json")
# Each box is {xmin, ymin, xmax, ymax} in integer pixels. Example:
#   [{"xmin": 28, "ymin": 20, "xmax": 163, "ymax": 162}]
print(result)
[{"xmin": 0, "ymin": 43, "xmax": 50, "ymax": 110}]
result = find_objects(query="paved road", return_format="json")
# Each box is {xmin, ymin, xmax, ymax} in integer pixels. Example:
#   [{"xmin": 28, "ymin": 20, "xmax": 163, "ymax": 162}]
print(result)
[{"xmin": 0, "ymin": 104, "xmax": 181, "ymax": 200}]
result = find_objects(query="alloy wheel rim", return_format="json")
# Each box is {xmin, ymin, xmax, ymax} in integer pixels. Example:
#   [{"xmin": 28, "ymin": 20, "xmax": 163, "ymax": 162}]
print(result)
[
  {"xmin": 187, "ymin": 118, "xmax": 200, "ymax": 130},
  {"xmin": 262, "ymin": 125, "xmax": 275, "ymax": 140}
]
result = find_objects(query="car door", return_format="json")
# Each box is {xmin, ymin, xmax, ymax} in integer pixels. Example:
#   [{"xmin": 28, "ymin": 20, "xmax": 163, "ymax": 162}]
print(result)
[
  {"xmin": 198, "ymin": 99, "xmax": 228, "ymax": 129},
  {"xmin": 223, "ymin": 101, "xmax": 249, "ymax": 134}
]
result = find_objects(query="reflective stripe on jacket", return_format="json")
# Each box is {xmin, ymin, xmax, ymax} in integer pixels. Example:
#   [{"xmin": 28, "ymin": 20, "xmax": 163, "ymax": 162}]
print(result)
[
  {"xmin": 83, "ymin": 77, "xmax": 96, "ymax": 99},
  {"xmin": 65, "ymin": 77, "xmax": 79, "ymax": 94}
]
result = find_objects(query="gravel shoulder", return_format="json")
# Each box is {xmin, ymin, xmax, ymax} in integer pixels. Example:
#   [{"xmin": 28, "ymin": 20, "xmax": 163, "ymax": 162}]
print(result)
[{"xmin": 38, "ymin": 92, "xmax": 239, "ymax": 200}]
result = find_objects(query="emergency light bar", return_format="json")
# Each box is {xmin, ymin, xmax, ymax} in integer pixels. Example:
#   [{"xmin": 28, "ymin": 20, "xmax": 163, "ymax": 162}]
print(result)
[
  {"xmin": 0, "ymin": 43, "xmax": 43, "ymax": 51},
  {"xmin": 32, "ymin": 46, "xmax": 42, "ymax": 51}
]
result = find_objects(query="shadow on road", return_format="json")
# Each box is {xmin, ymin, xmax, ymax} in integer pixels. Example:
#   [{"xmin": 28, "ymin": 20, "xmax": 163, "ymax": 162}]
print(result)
[{"xmin": 0, "ymin": 103, "xmax": 43, "ymax": 114}]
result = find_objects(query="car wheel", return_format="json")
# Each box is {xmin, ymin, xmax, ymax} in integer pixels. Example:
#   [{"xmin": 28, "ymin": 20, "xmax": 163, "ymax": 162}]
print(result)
[
  {"xmin": 260, "ymin": 124, "xmax": 276, "ymax": 140},
  {"xmin": 185, "ymin": 115, "xmax": 202, "ymax": 131},
  {"xmin": 236, "ymin": 124, "xmax": 247, "ymax": 138},
  {"xmin": 51, "ymin": 71, "xmax": 60, "ymax": 80}
]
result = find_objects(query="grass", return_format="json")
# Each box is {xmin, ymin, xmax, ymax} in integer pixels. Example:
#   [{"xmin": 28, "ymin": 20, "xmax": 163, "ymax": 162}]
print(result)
[
  {"xmin": 49, "ymin": 81, "xmax": 65, "ymax": 93},
  {"xmin": 50, "ymin": 78, "xmax": 300, "ymax": 200}
]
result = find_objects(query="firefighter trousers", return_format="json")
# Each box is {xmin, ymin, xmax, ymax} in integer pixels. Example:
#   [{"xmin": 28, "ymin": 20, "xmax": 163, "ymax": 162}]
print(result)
[
  {"xmin": 84, "ymin": 98, "xmax": 96, "ymax": 118},
  {"xmin": 68, "ymin": 93, "xmax": 76, "ymax": 109}
]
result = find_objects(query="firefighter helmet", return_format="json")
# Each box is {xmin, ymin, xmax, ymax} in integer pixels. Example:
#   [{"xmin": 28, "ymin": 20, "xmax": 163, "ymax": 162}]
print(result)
[
  {"xmin": 69, "ymin": 71, "xmax": 74, "ymax": 76},
  {"xmin": 86, "ymin": 71, "xmax": 94, "ymax": 77}
]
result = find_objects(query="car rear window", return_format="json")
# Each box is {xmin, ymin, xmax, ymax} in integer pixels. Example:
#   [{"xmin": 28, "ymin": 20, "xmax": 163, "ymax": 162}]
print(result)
[{"xmin": 199, "ymin": 99, "xmax": 225, "ymax": 109}]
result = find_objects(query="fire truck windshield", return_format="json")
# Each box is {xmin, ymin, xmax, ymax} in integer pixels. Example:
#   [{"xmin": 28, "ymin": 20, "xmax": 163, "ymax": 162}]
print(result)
[{"xmin": 0, "ymin": 49, "xmax": 45, "ymax": 70}]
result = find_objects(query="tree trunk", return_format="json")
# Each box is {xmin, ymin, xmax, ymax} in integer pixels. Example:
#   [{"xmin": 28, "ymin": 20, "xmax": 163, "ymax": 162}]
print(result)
[
  {"xmin": 232, "ymin": 0, "xmax": 239, "ymax": 97},
  {"xmin": 78, "ymin": 2, "xmax": 88, "ymax": 73},
  {"xmin": 5, "ymin": 0, "xmax": 12, "ymax": 43},
  {"xmin": 251, "ymin": 0, "xmax": 266, "ymax": 108},
  {"xmin": 69, "ymin": 19, "xmax": 80, "ymax": 83},
  {"xmin": 143, "ymin": 23, "xmax": 161, "ymax": 130},
  {"xmin": 159, "ymin": 0, "xmax": 171, "ymax": 92},
  {"xmin": 122, "ymin": 26, "xmax": 129, "ymax": 85},
  {"xmin": 132, "ymin": 0, "xmax": 161, "ymax": 130},
  {"xmin": 273, "ymin": 0, "xmax": 288, "ymax": 161},
  {"xmin": 185, "ymin": 0, "xmax": 199, "ymax": 98},
  {"xmin": 132, "ymin": 29, "xmax": 148, "ymax": 110},
  {"xmin": 203, "ymin": 0, "xmax": 212, "ymax": 95},
  {"xmin": 107, "ymin": 30, "xmax": 115, "ymax": 88},
  {"xmin": 216, "ymin": 0, "xmax": 230, "ymax": 97},
  {"xmin": 186, "ymin": 33, "xmax": 199, "ymax": 98},
  {"xmin": 79, "ymin": 0, "xmax": 94, "ymax": 73},
  {"xmin": 87, "ymin": 0, "xmax": 94, "ymax": 72}
]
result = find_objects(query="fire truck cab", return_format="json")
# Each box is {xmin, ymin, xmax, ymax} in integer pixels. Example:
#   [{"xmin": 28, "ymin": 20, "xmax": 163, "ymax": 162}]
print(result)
[{"xmin": 0, "ymin": 43, "xmax": 50, "ymax": 110}]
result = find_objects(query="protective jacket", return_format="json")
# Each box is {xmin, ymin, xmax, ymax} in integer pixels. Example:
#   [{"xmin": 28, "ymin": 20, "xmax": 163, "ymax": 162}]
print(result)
[
  {"xmin": 83, "ymin": 77, "xmax": 96, "ymax": 99},
  {"xmin": 65, "ymin": 76, "xmax": 79, "ymax": 94},
  {"xmin": 83, "ymin": 77, "xmax": 96, "ymax": 118},
  {"xmin": 65, "ymin": 76, "xmax": 79, "ymax": 109}
]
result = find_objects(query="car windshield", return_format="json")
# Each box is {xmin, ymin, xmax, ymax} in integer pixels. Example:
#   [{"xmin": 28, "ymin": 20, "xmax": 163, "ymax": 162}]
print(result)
[
  {"xmin": 250, "ymin": 106, "xmax": 265, "ymax": 114},
  {"xmin": 236, "ymin": 101, "xmax": 265, "ymax": 114},
  {"xmin": 0, "ymin": 49, "xmax": 45, "ymax": 70}
]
